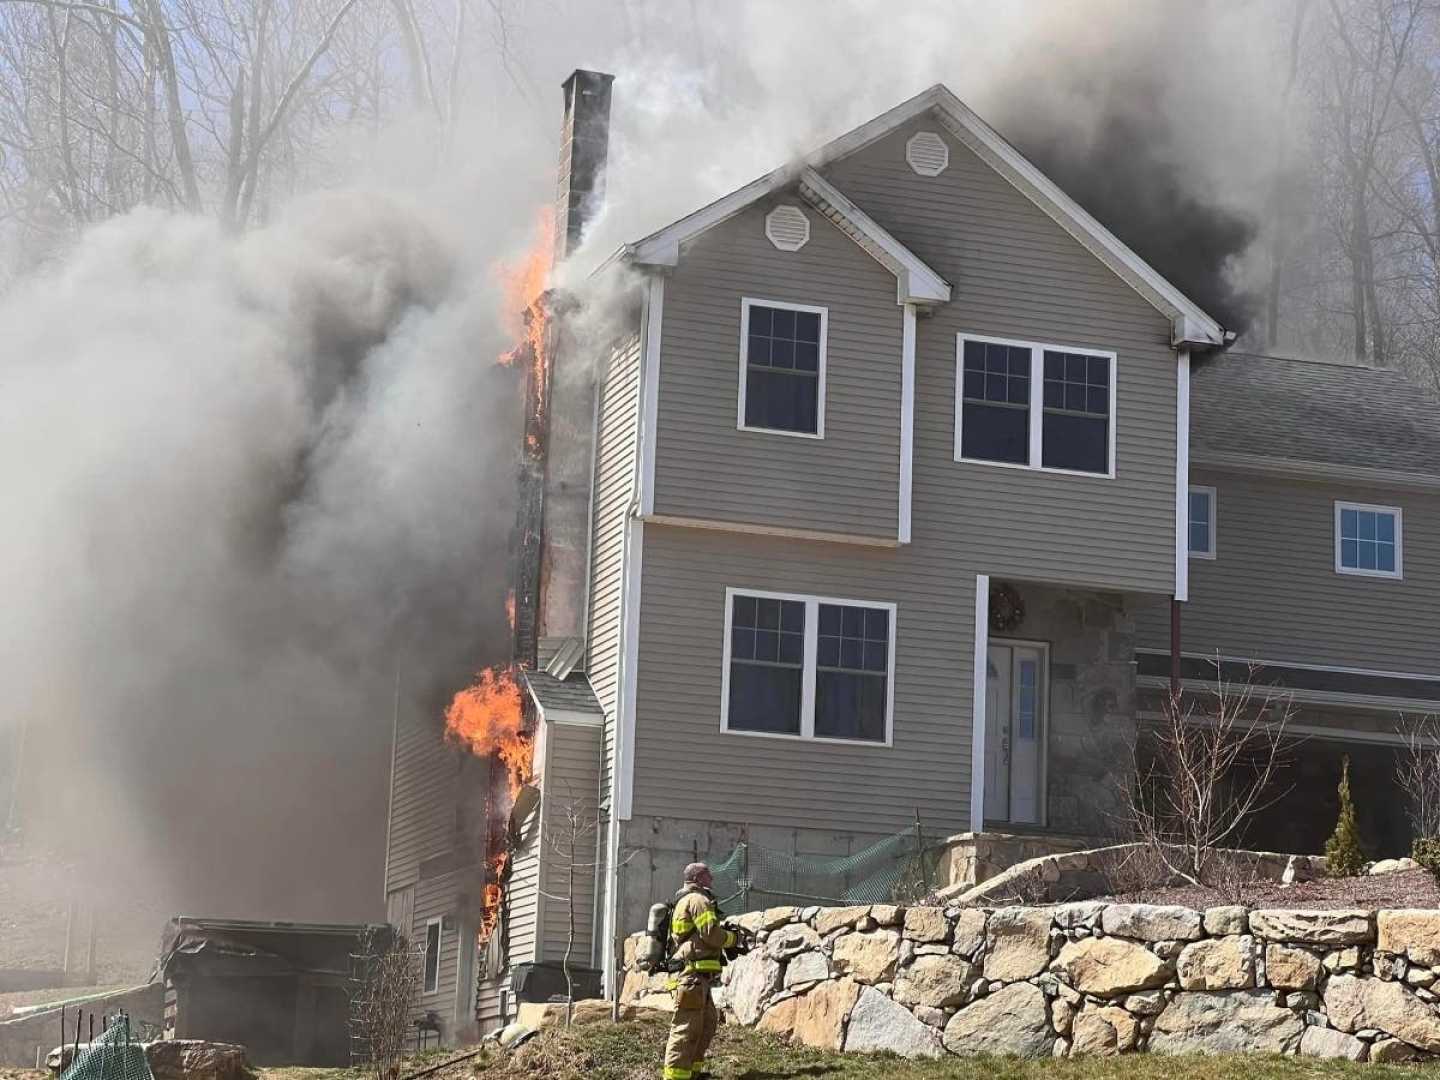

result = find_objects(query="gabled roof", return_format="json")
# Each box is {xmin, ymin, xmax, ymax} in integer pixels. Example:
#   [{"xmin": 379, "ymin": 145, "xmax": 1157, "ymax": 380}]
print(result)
[
  {"xmin": 625, "ymin": 84, "xmax": 1225, "ymax": 346},
  {"xmin": 1192, "ymin": 352, "xmax": 1440, "ymax": 482},
  {"xmin": 522, "ymin": 669, "xmax": 602, "ymax": 722}
]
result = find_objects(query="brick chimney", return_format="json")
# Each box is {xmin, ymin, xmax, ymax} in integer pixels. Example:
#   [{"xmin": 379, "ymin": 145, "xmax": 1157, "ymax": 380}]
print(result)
[{"xmin": 553, "ymin": 70, "xmax": 615, "ymax": 263}]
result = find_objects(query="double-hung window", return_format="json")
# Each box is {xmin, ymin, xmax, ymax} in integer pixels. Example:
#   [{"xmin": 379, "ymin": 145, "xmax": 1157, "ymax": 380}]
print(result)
[
  {"xmin": 1335, "ymin": 502, "xmax": 1402, "ymax": 578},
  {"xmin": 738, "ymin": 299, "xmax": 827, "ymax": 437},
  {"xmin": 956, "ymin": 334, "xmax": 1116, "ymax": 476},
  {"xmin": 723, "ymin": 589, "xmax": 895, "ymax": 744},
  {"xmin": 1189, "ymin": 486, "xmax": 1216, "ymax": 559}
]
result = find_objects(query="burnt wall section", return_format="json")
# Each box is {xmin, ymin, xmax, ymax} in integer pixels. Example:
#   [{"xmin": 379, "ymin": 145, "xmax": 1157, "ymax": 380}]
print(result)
[{"xmin": 553, "ymin": 71, "xmax": 615, "ymax": 264}]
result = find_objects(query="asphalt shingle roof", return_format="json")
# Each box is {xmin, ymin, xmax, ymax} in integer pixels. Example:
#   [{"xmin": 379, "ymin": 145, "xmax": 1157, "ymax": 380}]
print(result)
[
  {"xmin": 522, "ymin": 670, "xmax": 602, "ymax": 717},
  {"xmin": 1191, "ymin": 352, "xmax": 1440, "ymax": 476}
]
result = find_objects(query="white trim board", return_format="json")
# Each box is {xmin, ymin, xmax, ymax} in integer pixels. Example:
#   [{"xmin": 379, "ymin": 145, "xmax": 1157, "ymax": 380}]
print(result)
[
  {"xmin": 641, "ymin": 513, "xmax": 899, "ymax": 549},
  {"xmin": 954, "ymin": 333, "xmax": 1118, "ymax": 480},
  {"xmin": 637, "ymin": 275, "xmax": 664, "ymax": 517},
  {"xmin": 1334, "ymin": 500, "xmax": 1403, "ymax": 580},
  {"xmin": 1190, "ymin": 451, "xmax": 1440, "ymax": 493},
  {"xmin": 719, "ymin": 586, "xmax": 898, "ymax": 747},
  {"xmin": 1132, "ymin": 647, "xmax": 1440, "ymax": 684},
  {"xmin": 1135, "ymin": 676, "xmax": 1440, "ymax": 715},
  {"xmin": 898, "ymin": 304, "xmax": 916, "ymax": 544},
  {"xmin": 1174, "ymin": 349, "xmax": 1192, "ymax": 597},
  {"xmin": 615, "ymin": 516, "xmax": 643, "ymax": 822},
  {"xmin": 737, "ymin": 297, "xmax": 828, "ymax": 440},
  {"xmin": 1135, "ymin": 709, "xmax": 1440, "ymax": 749},
  {"xmin": 970, "ymin": 574, "xmax": 990, "ymax": 831},
  {"xmin": 623, "ymin": 84, "xmax": 1223, "ymax": 347}
]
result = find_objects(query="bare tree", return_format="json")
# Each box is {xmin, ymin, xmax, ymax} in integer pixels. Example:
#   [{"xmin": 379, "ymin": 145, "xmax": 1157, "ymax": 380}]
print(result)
[
  {"xmin": 350, "ymin": 927, "xmax": 422, "ymax": 1080},
  {"xmin": 1396, "ymin": 714, "xmax": 1440, "ymax": 841},
  {"xmin": 1120, "ymin": 662, "xmax": 1295, "ymax": 888},
  {"xmin": 538, "ymin": 783, "xmax": 599, "ymax": 1024}
]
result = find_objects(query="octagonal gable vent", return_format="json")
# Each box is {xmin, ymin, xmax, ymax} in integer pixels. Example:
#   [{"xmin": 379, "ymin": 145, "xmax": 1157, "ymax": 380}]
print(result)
[
  {"xmin": 906, "ymin": 131, "xmax": 949, "ymax": 177},
  {"xmin": 765, "ymin": 205, "xmax": 811, "ymax": 251}
]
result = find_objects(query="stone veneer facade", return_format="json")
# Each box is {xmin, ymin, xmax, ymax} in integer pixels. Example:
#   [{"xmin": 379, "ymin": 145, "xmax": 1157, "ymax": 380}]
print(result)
[{"xmin": 621, "ymin": 901, "xmax": 1440, "ymax": 1062}]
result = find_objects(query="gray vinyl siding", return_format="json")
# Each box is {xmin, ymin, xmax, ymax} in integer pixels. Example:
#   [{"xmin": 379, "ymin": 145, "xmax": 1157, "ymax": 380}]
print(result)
[
  {"xmin": 1137, "ymin": 469, "xmax": 1440, "ymax": 675},
  {"xmin": 631, "ymin": 523, "xmax": 977, "ymax": 834},
  {"xmin": 825, "ymin": 115, "xmax": 1181, "ymax": 594},
  {"xmin": 536, "ymin": 722, "xmax": 602, "ymax": 966},
  {"xmin": 504, "ymin": 821, "xmax": 541, "ymax": 968},
  {"xmin": 587, "ymin": 334, "xmax": 641, "ymax": 810},
  {"xmin": 385, "ymin": 706, "xmax": 464, "ymax": 896},
  {"xmin": 653, "ymin": 201, "xmax": 902, "ymax": 539},
  {"xmin": 414, "ymin": 870, "xmax": 461, "ymax": 1019}
]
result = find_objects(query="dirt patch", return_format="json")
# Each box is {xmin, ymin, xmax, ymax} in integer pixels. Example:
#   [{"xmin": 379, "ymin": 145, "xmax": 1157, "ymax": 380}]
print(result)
[{"xmin": 1101, "ymin": 868, "xmax": 1440, "ymax": 909}]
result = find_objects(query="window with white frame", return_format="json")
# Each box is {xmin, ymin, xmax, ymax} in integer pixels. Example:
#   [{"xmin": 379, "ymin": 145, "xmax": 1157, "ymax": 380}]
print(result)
[
  {"xmin": 739, "ymin": 299, "xmax": 826, "ymax": 437},
  {"xmin": 723, "ymin": 589, "xmax": 894, "ymax": 744},
  {"xmin": 423, "ymin": 918, "xmax": 442, "ymax": 994},
  {"xmin": 1189, "ymin": 486, "xmax": 1216, "ymax": 558},
  {"xmin": 1335, "ymin": 502, "xmax": 1402, "ymax": 578},
  {"xmin": 956, "ymin": 335, "xmax": 1116, "ymax": 476}
]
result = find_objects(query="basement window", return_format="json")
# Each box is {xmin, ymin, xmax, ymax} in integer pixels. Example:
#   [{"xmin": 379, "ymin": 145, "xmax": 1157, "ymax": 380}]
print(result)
[
  {"xmin": 955, "ymin": 334, "xmax": 1116, "ymax": 476},
  {"xmin": 722, "ymin": 589, "xmax": 895, "ymax": 745},
  {"xmin": 1335, "ymin": 502, "xmax": 1402, "ymax": 579},
  {"xmin": 1189, "ymin": 486, "xmax": 1216, "ymax": 558},
  {"xmin": 423, "ymin": 918, "xmax": 441, "ymax": 994},
  {"xmin": 739, "ymin": 299, "xmax": 827, "ymax": 437}
]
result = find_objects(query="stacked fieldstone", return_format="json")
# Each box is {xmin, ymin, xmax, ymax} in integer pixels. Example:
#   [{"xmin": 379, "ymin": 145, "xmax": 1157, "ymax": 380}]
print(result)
[{"xmin": 620, "ymin": 902, "xmax": 1440, "ymax": 1062}]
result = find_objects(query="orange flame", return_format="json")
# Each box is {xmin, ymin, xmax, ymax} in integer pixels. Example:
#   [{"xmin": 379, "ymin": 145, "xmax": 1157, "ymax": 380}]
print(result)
[
  {"xmin": 497, "ymin": 207, "xmax": 555, "ymax": 373},
  {"xmin": 479, "ymin": 852, "xmax": 508, "ymax": 946},
  {"xmin": 444, "ymin": 664, "xmax": 532, "ymax": 801}
]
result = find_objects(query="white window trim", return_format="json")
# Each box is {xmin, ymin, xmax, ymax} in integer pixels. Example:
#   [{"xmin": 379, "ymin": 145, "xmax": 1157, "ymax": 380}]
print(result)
[
  {"xmin": 953, "ymin": 332, "xmax": 1118, "ymax": 479},
  {"xmin": 719, "ymin": 586, "xmax": 896, "ymax": 747},
  {"xmin": 1334, "ymin": 500, "xmax": 1404, "ymax": 580},
  {"xmin": 737, "ymin": 297, "xmax": 828, "ymax": 440},
  {"xmin": 422, "ymin": 916, "xmax": 442, "ymax": 995},
  {"xmin": 1189, "ymin": 485, "xmax": 1217, "ymax": 560}
]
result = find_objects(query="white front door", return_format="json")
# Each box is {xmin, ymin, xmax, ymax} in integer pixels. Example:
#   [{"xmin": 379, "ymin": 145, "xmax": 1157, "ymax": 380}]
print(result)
[{"xmin": 984, "ymin": 642, "xmax": 1046, "ymax": 825}]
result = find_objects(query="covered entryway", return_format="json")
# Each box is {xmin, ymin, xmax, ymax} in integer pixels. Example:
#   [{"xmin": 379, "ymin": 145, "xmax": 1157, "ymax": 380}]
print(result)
[{"xmin": 984, "ymin": 641, "xmax": 1048, "ymax": 826}]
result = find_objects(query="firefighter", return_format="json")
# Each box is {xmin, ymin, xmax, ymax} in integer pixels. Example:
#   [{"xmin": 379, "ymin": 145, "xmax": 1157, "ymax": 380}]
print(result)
[{"xmin": 663, "ymin": 862, "xmax": 734, "ymax": 1080}]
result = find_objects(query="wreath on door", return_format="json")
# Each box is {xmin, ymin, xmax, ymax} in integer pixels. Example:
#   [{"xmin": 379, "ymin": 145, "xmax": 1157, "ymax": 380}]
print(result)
[{"xmin": 989, "ymin": 582, "xmax": 1025, "ymax": 634}]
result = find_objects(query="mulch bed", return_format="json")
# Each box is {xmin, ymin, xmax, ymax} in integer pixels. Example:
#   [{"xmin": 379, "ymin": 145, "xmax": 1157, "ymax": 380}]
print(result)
[{"xmin": 1101, "ymin": 868, "xmax": 1440, "ymax": 910}]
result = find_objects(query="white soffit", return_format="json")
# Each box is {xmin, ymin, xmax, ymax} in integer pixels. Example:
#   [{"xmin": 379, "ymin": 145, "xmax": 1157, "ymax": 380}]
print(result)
[
  {"xmin": 906, "ymin": 131, "xmax": 949, "ymax": 176},
  {"xmin": 764, "ymin": 205, "xmax": 811, "ymax": 251}
]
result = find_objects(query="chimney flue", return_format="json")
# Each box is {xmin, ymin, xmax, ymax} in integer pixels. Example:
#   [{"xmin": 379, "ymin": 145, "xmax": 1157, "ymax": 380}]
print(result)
[{"xmin": 553, "ymin": 69, "xmax": 615, "ymax": 264}]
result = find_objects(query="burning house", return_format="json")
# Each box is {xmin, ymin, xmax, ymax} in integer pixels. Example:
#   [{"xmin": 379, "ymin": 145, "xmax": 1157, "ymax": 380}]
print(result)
[{"xmin": 387, "ymin": 66, "xmax": 1440, "ymax": 1039}]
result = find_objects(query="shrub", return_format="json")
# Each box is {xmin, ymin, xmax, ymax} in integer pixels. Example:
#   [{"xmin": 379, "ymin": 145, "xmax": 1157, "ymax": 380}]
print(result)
[
  {"xmin": 1325, "ymin": 756, "xmax": 1366, "ymax": 877},
  {"xmin": 1414, "ymin": 837, "xmax": 1440, "ymax": 876}
]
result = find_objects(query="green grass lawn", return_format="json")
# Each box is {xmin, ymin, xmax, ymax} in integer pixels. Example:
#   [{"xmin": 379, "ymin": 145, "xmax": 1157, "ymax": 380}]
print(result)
[{"xmin": 281, "ymin": 1018, "xmax": 1438, "ymax": 1080}]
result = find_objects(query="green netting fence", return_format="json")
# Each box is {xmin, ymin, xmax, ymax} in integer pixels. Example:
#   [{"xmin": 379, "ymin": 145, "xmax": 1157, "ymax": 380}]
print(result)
[
  {"xmin": 704, "ymin": 822, "xmax": 945, "ymax": 913},
  {"xmin": 61, "ymin": 1015, "xmax": 153, "ymax": 1080}
]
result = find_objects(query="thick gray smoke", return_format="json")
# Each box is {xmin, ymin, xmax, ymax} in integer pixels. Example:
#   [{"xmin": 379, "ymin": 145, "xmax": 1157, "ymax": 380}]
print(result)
[
  {"xmin": 1, "ymin": 194, "xmax": 517, "ymax": 919},
  {"xmin": 0, "ymin": 0, "xmax": 1301, "ymax": 940}
]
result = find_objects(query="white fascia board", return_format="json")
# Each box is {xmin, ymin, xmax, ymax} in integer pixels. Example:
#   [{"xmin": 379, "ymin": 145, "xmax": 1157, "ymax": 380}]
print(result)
[
  {"xmin": 638, "ymin": 275, "xmax": 664, "ymax": 517},
  {"xmin": 615, "ymin": 517, "xmax": 643, "ymax": 821},
  {"xmin": 628, "ymin": 82, "xmax": 1223, "ymax": 345},
  {"xmin": 797, "ymin": 168, "xmax": 950, "ymax": 304}
]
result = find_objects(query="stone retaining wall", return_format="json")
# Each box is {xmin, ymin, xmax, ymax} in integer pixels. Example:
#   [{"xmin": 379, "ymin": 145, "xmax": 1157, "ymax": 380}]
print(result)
[{"xmin": 621, "ymin": 901, "xmax": 1440, "ymax": 1062}]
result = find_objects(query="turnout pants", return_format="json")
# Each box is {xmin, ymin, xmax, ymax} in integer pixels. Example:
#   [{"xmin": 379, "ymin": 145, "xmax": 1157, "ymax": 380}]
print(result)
[{"xmin": 663, "ymin": 972, "xmax": 717, "ymax": 1079}]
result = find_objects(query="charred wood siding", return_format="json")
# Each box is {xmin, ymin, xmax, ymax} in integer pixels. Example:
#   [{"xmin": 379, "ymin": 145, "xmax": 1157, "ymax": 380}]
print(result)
[{"xmin": 1137, "ymin": 469, "xmax": 1440, "ymax": 675}]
